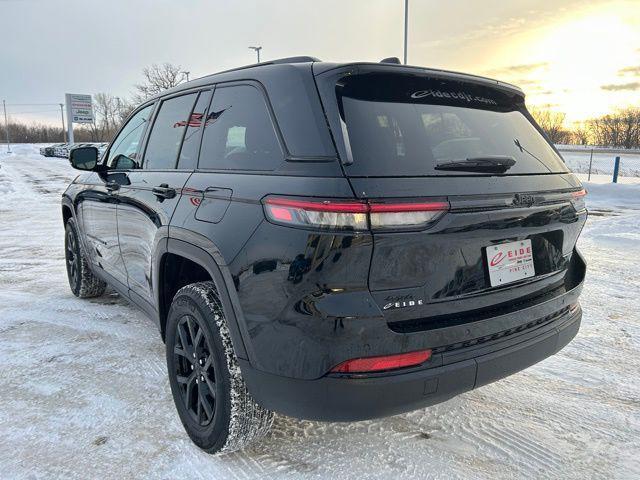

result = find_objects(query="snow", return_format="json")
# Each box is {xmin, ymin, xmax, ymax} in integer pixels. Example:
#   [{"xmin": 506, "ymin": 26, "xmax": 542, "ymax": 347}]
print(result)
[
  {"xmin": 1, "ymin": 145, "xmax": 639, "ymax": 479},
  {"xmin": 559, "ymin": 149, "xmax": 640, "ymax": 181}
]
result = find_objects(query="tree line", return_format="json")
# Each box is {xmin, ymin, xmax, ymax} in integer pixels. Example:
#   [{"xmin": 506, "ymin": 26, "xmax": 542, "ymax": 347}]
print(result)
[
  {"xmin": 528, "ymin": 107, "xmax": 640, "ymax": 148},
  {"xmin": 2, "ymin": 63, "xmax": 639, "ymax": 149}
]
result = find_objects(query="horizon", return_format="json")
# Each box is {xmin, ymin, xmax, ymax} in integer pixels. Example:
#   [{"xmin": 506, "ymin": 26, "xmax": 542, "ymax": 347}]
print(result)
[{"xmin": 1, "ymin": 0, "xmax": 639, "ymax": 127}]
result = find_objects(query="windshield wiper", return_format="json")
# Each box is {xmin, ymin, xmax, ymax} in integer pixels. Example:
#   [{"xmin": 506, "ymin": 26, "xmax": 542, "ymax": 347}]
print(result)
[{"xmin": 434, "ymin": 156, "xmax": 516, "ymax": 174}]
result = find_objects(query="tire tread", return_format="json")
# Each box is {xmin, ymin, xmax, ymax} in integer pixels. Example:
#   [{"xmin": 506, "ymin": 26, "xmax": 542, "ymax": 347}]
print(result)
[
  {"xmin": 65, "ymin": 219, "xmax": 106, "ymax": 298},
  {"xmin": 173, "ymin": 281, "xmax": 274, "ymax": 454}
]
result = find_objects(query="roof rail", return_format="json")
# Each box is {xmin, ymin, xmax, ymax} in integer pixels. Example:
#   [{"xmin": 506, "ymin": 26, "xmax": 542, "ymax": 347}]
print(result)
[{"xmin": 194, "ymin": 56, "xmax": 321, "ymax": 79}]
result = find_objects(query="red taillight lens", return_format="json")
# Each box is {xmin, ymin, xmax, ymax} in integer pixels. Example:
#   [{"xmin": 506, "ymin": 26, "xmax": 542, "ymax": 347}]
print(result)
[
  {"xmin": 570, "ymin": 188, "xmax": 587, "ymax": 212},
  {"xmin": 264, "ymin": 197, "xmax": 369, "ymax": 230},
  {"xmin": 330, "ymin": 350, "xmax": 432, "ymax": 374},
  {"xmin": 263, "ymin": 197, "xmax": 449, "ymax": 231}
]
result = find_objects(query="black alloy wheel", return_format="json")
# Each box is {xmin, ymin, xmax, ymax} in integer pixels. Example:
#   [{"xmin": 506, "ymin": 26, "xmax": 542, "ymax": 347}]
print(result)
[
  {"xmin": 65, "ymin": 226, "xmax": 80, "ymax": 288},
  {"xmin": 173, "ymin": 314, "xmax": 218, "ymax": 427}
]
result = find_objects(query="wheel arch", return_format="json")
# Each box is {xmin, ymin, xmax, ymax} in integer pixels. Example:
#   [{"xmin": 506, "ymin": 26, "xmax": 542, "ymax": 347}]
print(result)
[
  {"xmin": 155, "ymin": 237, "xmax": 249, "ymax": 361},
  {"xmin": 61, "ymin": 195, "xmax": 75, "ymax": 225}
]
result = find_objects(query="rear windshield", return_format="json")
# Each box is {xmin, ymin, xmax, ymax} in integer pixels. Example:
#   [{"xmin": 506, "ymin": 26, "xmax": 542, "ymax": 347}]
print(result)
[{"xmin": 336, "ymin": 73, "xmax": 568, "ymax": 176}]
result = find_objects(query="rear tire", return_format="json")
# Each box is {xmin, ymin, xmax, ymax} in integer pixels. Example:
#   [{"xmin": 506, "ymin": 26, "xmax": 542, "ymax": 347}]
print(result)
[
  {"xmin": 64, "ymin": 218, "xmax": 106, "ymax": 298},
  {"xmin": 166, "ymin": 281, "xmax": 274, "ymax": 454}
]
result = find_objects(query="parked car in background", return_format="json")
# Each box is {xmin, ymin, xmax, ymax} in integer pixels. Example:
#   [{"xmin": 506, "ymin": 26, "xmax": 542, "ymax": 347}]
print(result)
[
  {"xmin": 53, "ymin": 143, "xmax": 70, "ymax": 158},
  {"xmin": 62, "ymin": 56, "xmax": 587, "ymax": 454},
  {"xmin": 39, "ymin": 143, "xmax": 65, "ymax": 157},
  {"xmin": 39, "ymin": 142, "xmax": 108, "ymax": 159}
]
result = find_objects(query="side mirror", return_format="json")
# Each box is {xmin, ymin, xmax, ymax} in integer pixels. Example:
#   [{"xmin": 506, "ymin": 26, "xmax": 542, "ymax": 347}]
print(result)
[{"xmin": 69, "ymin": 146, "xmax": 99, "ymax": 171}]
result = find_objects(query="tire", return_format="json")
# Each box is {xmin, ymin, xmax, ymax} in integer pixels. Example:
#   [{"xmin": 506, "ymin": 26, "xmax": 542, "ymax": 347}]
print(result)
[
  {"xmin": 64, "ymin": 218, "xmax": 106, "ymax": 298},
  {"xmin": 166, "ymin": 281, "xmax": 274, "ymax": 454}
]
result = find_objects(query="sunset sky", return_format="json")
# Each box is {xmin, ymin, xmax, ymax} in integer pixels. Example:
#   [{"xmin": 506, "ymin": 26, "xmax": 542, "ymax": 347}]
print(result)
[{"xmin": 2, "ymin": 0, "xmax": 639, "ymax": 127}]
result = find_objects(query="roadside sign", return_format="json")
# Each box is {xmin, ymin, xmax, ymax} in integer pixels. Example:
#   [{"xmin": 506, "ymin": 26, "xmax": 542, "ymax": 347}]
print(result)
[{"xmin": 65, "ymin": 93, "xmax": 94, "ymax": 124}]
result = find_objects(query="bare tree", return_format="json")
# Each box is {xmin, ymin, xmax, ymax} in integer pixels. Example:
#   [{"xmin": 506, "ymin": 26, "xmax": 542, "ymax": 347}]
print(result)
[
  {"xmin": 571, "ymin": 122, "xmax": 591, "ymax": 146},
  {"xmin": 133, "ymin": 63, "xmax": 187, "ymax": 103},
  {"xmin": 529, "ymin": 107, "xmax": 572, "ymax": 144},
  {"xmin": 618, "ymin": 108, "xmax": 640, "ymax": 149},
  {"xmin": 115, "ymin": 98, "xmax": 135, "ymax": 125},
  {"xmin": 587, "ymin": 108, "xmax": 640, "ymax": 149},
  {"xmin": 91, "ymin": 93, "xmax": 119, "ymax": 141}
]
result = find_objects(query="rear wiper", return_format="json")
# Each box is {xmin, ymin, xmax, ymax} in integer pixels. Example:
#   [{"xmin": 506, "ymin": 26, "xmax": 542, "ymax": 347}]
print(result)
[{"xmin": 434, "ymin": 156, "xmax": 516, "ymax": 174}]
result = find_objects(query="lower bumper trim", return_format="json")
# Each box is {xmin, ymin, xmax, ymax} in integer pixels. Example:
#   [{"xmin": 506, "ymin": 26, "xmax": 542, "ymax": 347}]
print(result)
[{"xmin": 240, "ymin": 308, "xmax": 581, "ymax": 422}]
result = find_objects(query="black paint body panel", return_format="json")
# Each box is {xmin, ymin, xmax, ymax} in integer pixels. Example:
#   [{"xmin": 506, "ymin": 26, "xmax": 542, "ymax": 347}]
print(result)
[{"xmin": 61, "ymin": 59, "xmax": 588, "ymax": 421}]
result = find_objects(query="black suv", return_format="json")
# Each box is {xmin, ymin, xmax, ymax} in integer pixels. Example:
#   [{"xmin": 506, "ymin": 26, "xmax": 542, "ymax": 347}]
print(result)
[{"xmin": 62, "ymin": 57, "xmax": 587, "ymax": 454}]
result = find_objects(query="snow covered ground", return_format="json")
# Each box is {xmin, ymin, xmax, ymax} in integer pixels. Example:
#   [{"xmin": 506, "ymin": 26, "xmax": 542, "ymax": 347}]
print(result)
[
  {"xmin": 559, "ymin": 148, "xmax": 640, "ymax": 182},
  {"xmin": 0, "ymin": 145, "xmax": 638, "ymax": 479}
]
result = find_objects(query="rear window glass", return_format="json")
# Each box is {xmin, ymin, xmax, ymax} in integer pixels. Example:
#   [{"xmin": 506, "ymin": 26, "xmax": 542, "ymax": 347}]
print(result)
[{"xmin": 337, "ymin": 73, "xmax": 568, "ymax": 176}]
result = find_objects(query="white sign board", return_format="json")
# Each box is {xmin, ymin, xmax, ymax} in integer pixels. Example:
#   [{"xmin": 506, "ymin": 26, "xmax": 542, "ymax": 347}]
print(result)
[
  {"xmin": 486, "ymin": 239, "xmax": 535, "ymax": 287},
  {"xmin": 65, "ymin": 93, "xmax": 94, "ymax": 124}
]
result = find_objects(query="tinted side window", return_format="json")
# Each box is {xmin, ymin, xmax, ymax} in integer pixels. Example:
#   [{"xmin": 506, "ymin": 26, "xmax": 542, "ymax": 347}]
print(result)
[
  {"xmin": 177, "ymin": 90, "xmax": 212, "ymax": 170},
  {"xmin": 199, "ymin": 85, "xmax": 282, "ymax": 170},
  {"xmin": 144, "ymin": 93, "xmax": 197, "ymax": 170},
  {"xmin": 107, "ymin": 104, "xmax": 153, "ymax": 168}
]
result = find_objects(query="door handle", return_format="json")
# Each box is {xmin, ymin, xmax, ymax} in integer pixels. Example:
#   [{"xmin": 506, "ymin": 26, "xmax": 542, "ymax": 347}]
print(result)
[
  {"xmin": 106, "ymin": 182, "xmax": 120, "ymax": 192},
  {"xmin": 152, "ymin": 183, "xmax": 176, "ymax": 199}
]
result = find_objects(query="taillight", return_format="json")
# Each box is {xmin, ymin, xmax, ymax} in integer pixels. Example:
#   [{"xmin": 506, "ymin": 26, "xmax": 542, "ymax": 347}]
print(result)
[
  {"xmin": 263, "ymin": 197, "xmax": 449, "ymax": 231},
  {"xmin": 369, "ymin": 201, "xmax": 449, "ymax": 230},
  {"xmin": 570, "ymin": 188, "xmax": 587, "ymax": 212},
  {"xmin": 264, "ymin": 197, "xmax": 369, "ymax": 230},
  {"xmin": 330, "ymin": 349, "xmax": 432, "ymax": 374}
]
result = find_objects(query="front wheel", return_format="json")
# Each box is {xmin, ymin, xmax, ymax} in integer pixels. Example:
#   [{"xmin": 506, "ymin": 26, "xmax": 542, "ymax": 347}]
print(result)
[
  {"xmin": 166, "ymin": 281, "xmax": 274, "ymax": 454},
  {"xmin": 64, "ymin": 218, "xmax": 106, "ymax": 298}
]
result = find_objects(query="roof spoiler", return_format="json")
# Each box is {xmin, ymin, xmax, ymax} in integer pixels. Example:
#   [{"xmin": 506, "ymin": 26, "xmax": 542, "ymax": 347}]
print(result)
[{"xmin": 270, "ymin": 56, "xmax": 321, "ymax": 64}]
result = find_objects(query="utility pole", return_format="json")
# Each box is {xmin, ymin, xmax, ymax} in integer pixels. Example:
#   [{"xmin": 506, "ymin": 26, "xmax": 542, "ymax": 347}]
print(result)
[
  {"xmin": 2, "ymin": 100, "xmax": 11, "ymax": 153},
  {"xmin": 59, "ymin": 103, "xmax": 67, "ymax": 142},
  {"xmin": 403, "ymin": 0, "xmax": 409, "ymax": 65},
  {"xmin": 249, "ymin": 46, "xmax": 262, "ymax": 63},
  {"xmin": 65, "ymin": 93, "xmax": 74, "ymax": 144},
  {"xmin": 115, "ymin": 96, "xmax": 122, "ymax": 125},
  {"xmin": 182, "ymin": 71, "xmax": 190, "ymax": 82}
]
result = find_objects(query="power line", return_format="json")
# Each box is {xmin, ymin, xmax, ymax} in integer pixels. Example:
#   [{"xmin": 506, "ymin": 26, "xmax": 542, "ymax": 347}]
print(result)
[
  {"xmin": 6, "ymin": 109, "xmax": 61, "ymax": 115},
  {"xmin": 4, "ymin": 103, "xmax": 62, "ymax": 106}
]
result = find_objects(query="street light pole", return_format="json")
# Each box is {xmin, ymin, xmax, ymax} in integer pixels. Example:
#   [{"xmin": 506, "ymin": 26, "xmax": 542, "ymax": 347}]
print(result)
[
  {"xmin": 403, "ymin": 0, "xmax": 409, "ymax": 65},
  {"xmin": 249, "ymin": 46, "xmax": 262, "ymax": 63},
  {"xmin": 2, "ymin": 100, "xmax": 11, "ymax": 153},
  {"xmin": 182, "ymin": 71, "xmax": 190, "ymax": 82},
  {"xmin": 59, "ymin": 103, "xmax": 67, "ymax": 142}
]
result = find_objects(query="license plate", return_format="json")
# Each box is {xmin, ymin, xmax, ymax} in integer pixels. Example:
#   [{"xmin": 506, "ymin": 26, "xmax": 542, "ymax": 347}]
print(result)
[{"xmin": 486, "ymin": 239, "xmax": 535, "ymax": 287}]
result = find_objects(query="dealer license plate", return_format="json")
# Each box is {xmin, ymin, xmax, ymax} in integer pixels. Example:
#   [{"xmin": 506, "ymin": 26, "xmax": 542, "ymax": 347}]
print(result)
[{"xmin": 486, "ymin": 239, "xmax": 535, "ymax": 287}]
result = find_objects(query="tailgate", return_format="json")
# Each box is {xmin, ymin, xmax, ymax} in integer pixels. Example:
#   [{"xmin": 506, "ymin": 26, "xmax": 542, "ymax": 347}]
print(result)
[
  {"xmin": 314, "ymin": 65, "xmax": 587, "ymax": 326},
  {"xmin": 351, "ymin": 175, "xmax": 586, "ymax": 325}
]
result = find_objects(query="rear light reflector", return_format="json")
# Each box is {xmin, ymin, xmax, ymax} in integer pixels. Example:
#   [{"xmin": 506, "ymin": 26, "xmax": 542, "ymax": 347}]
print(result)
[
  {"xmin": 263, "ymin": 197, "xmax": 449, "ymax": 231},
  {"xmin": 369, "ymin": 201, "xmax": 449, "ymax": 230},
  {"xmin": 570, "ymin": 188, "xmax": 587, "ymax": 211},
  {"xmin": 330, "ymin": 349, "xmax": 432, "ymax": 374}
]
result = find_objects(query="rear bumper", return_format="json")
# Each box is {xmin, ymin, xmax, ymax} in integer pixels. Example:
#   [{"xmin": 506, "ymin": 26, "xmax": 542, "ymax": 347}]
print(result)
[{"xmin": 240, "ymin": 305, "xmax": 581, "ymax": 421}]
